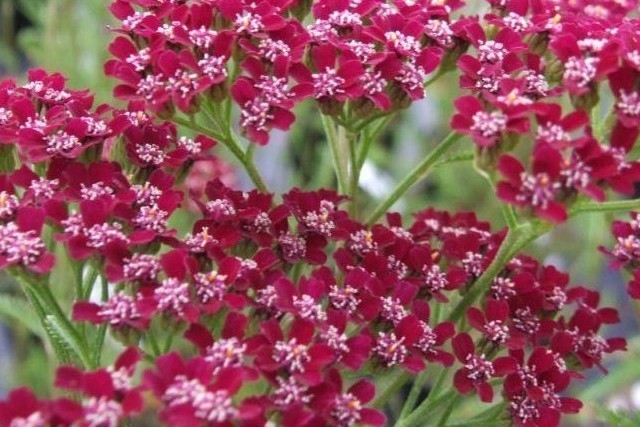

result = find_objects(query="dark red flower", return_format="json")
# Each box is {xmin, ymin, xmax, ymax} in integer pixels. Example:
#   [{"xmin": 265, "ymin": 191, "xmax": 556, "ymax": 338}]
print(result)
[{"xmin": 452, "ymin": 332, "xmax": 517, "ymax": 402}]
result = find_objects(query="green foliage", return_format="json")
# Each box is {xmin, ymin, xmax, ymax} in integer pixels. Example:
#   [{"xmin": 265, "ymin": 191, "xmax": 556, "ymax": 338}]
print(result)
[
  {"xmin": 43, "ymin": 314, "xmax": 91, "ymax": 368},
  {"xmin": 0, "ymin": 294, "xmax": 43, "ymax": 339},
  {"xmin": 1, "ymin": 0, "xmax": 114, "ymax": 102},
  {"xmin": 595, "ymin": 406, "xmax": 640, "ymax": 427}
]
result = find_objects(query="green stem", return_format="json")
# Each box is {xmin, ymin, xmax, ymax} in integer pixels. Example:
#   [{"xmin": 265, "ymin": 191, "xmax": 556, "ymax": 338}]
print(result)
[
  {"xmin": 229, "ymin": 131, "xmax": 269, "ymax": 193},
  {"xmin": 442, "ymin": 402, "xmax": 508, "ymax": 427},
  {"xmin": 399, "ymin": 371, "xmax": 428, "ymax": 419},
  {"xmin": 353, "ymin": 111, "xmax": 389, "ymax": 133},
  {"xmin": 172, "ymin": 115, "xmax": 269, "ymax": 193},
  {"xmin": 172, "ymin": 115, "xmax": 225, "ymax": 140},
  {"xmin": 399, "ymin": 368, "xmax": 448, "ymax": 423},
  {"xmin": 367, "ymin": 132, "xmax": 462, "ymax": 225},
  {"xmin": 570, "ymin": 198, "xmax": 640, "ymax": 216},
  {"xmin": 321, "ymin": 114, "xmax": 350, "ymax": 194},
  {"xmin": 163, "ymin": 334, "xmax": 175, "ymax": 354},
  {"xmin": 474, "ymin": 161, "xmax": 519, "ymax": 229},
  {"xmin": 348, "ymin": 131, "xmax": 359, "ymax": 217},
  {"xmin": 501, "ymin": 204, "xmax": 519, "ymax": 229},
  {"xmin": 445, "ymin": 420, "xmax": 507, "ymax": 427},
  {"xmin": 357, "ymin": 115, "xmax": 394, "ymax": 172},
  {"xmin": 434, "ymin": 150, "xmax": 475, "ymax": 168},
  {"xmin": 396, "ymin": 389, "xmax": 458, "ymax": 427},
  {"xmin": 371, "ymin": 371, "xmax": 410, "ymax": 408},
  {"xmin": 93, "ymin": 275, "xmax": 109, "ymax": 366},
  {"xmin": 447, "ymin": 223, "xmax": 541, "ymax": 323},
  {"xmin": 436, "ymin": 395, "xmax": 462, "ymax": 427},
  {"xmin": 593, "ymin": 105, "xmax": 616, "ymax": 141},
  {"xmin": 82, "ymin": 265, "xmax": 99, "ymax": 300}
]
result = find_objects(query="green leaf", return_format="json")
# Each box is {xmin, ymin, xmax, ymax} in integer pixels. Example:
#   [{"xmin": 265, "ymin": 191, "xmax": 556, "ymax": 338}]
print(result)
[
  {"xmin": 0, "ymin": 293, "xmax": 43, "ymax": 339},
  {"xmin": 44, "ymin": 315, "xmax": 92, "ymax": 368}
]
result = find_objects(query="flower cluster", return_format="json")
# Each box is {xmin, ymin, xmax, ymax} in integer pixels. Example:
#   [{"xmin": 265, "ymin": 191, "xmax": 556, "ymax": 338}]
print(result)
[
  {"xmin": 0, "ymin": 164, "xmax": 625, "ymax": 425},
  {"xmin": 105, "ymin": 0, "xmax": 467, "ymax": 144},
  {"xmin": 450, "ymin": 3, "xmax": 640, "ymax": 223},
  {"xmin": 0, "ymin": 0, "xmax": 638, "ymax": 426},
  {"xmin": 0, "ymin": 348, "xmax": 143, "ymax": 426},
  {"xmin": 603, "ymin": 212, "xmax": 640, "ymax": 299}
]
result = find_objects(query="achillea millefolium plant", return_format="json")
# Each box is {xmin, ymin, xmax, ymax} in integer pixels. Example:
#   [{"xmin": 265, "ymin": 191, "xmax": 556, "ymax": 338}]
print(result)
[{"xmin": 0, "ymin": 0, "xmax": 639, "ymax": 426}]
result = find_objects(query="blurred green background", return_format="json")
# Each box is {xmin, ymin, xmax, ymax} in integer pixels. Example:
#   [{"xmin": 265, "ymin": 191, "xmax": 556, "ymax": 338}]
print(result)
[{"xmin": 1, "ymin": 0, "xmax": 639, "ymax": 425}]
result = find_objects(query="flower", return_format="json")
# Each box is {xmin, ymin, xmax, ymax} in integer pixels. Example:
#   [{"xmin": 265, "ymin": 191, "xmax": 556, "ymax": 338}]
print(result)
[
  {"xmin": 452, "ymin": 332, "xmax": 517, "ymax": 402},
  {"xmin": 451, "ymin": 95, "xmax": 529, "ymax": 147}
]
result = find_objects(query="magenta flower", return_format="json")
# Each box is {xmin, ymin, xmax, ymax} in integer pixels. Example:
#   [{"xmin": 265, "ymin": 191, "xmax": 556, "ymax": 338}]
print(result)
[
  {"xmin": 144, "ymin": 352, "xmax": 260, "ymax": 427},
  {"xmin": 451, "ymin": 95, "xmax": 529, "ymax": 147},
  {"xmin": 313, "ymin": 370, "xmax": 386, "ymax": 427},
  {"xmin": 452, "ymin": 332, "xmax": 517, "ymax": 402},
  {"xmin": 0, "ymin": 206, "xmax": 55, "ymax": 273},
  {"xmin": 467, "ymin": 298, "xmax": 526, "ymax": 349},
  {"xmin": 504, "ymin": 347, "xmax": 581, "ymax": 427},
  {"xmin": 497, "ymin": 145, "xmax": 567, "ymax": 223},
  {"xmin": 250, "ymin": 317, "xmax": 335, "ymax": 386}
]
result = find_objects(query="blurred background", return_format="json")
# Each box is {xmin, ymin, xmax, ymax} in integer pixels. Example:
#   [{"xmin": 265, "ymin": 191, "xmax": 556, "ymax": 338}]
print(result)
[{"xmin": 1, "ymin": 0, "xmax": 639, "ymax": 425}]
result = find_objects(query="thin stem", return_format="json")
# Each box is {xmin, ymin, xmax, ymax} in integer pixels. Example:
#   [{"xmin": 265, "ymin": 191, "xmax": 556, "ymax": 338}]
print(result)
[
  {"xmin": 348, "ymin": 131, "xmax": 359, "ymax": 217},
  {"xmin": 436, "ymin": 395, "xmax": 462, "ymax": 427},
  {"xmin": 353, "ymin": 111, "xmax": 389, "ymax": 133},
  {"xmin": 172, "ymin": 115, "xmax": 225, "ymax": 140},
  {"xmin": 444, "ymin": 422, "xmax": 506, "ymax": 427},
  {"xmin": 367, "ymin": 132, "xmax": 462, "ymax": 225},
  {"xmin": 172, "ymin": 115, "xmax": 269, "ymax": 193},
  {"xmin": 321, "ymin": 114, "xmax": 349, "ymax": 194},
  {"xmin": 442, "ymin": 402, "xmax": 508, "ymax": 427},
  {"xmin": 434, "ymin": 150, "xmax": 475, "ymax": 168},
  {"xmin": 473, "ymin": 161, "xmax": 518, "ymax": 229},
  {"xmin": 447, "ymin": 222, "xmax": 546, "ymax": 323},
  {"xmin": 93, "ymin": 274, "xmax": 109, "ymax": 366},
  {"xmin": 593, "ymin": 105, "xmax": 616, "ymax": 141},
  {"xmin": 82, "ymin": 265, "xmax": 99, "ymax": 300},
  {"xmin": 399, "ymin": 371, "xmax": 428, "ymax": 419},
  {"xmin": 74, "ymin": 263, "xmax": 83, "ymax": 302},
  {"xmin": 371, "ymin": 371, "xmax": 410, "ymax": 408},
  {"xmin": 570, "ymin": 198, "xmax": 640, "ymax": 216},
  {"xmin": 163, "ymin": 334, "xmax": 175, "ymax": 354},
  {"xmin": 396, "ymin": 389, "xmax": 458, "ymax": 427},
  {"xmin": 447, "ymin": 228, "xmax": 520, "ymax": 322},
  {"xmin": 246, "ymin": 140, "xmax": 257, "ymax": 161},
  {"xmin": 399, "ymin": 367, "xmax": 448, "ymax": 423},
  {"xmin": 501, "ymin": 204, "xmax": 519, "ymax": 229},
  {"xmin": 424, "ymin": 68, "xmax": 447, "ymax": 89},
  {"xmin": 357, "ymin": 115, "xmax": 394, "ymax": 172},
  {"xmin": 229, "ymin": 130, "xmax": 269, "ymax": 193}
]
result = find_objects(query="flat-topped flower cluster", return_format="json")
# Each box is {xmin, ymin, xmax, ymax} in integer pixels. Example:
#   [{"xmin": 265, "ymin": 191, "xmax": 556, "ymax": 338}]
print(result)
[{"xmin": 0, "ymin": 0, "xmax": 639, "ymax": 426}]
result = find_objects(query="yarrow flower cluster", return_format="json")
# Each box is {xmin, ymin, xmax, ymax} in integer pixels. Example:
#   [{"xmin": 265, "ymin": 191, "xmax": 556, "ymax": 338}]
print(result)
[{"xmin": 0, "ymin": 0, "xmax": 639, "ymax": 426}]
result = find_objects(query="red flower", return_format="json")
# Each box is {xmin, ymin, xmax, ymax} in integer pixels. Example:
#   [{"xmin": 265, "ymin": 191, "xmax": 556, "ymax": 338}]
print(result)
[
  {"xmin": 452, "ymin": 332, "xmax": 517, "ymax": 402},
  {"xmin": 232, "ymin": 57, "xmax": 311, "ymax": 145},
  {"xmin": 497, "ymin": 145, "xmax": 567, "ymax": 223},
  {"xmin": 0, "ymin": 206, "xmax": 55, "ymax": 273},
  {"xmin": 504, "ymin": 347, "xmax": 581, "ymax": 427},
  {"xmin": 144, "ymin": 352, "xmax": 259, "ymax": 427},
  {"xmin": 467, "ymin": 298, "xmax": 526, "ymax": 349},
  {"xmin": 55, "ymin": 348, "xmax": 144, "ymax": 418},
  {"xmin": 313, "ymin": 370, "xmax": 386, "ymax": 427},
  {"xmin": 451, "ymin": 95, "xmax": 529, "ymax": 147},
  {"xmin": 250, "ymin": 318, "xmax": 334, "ymax": 386}
]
